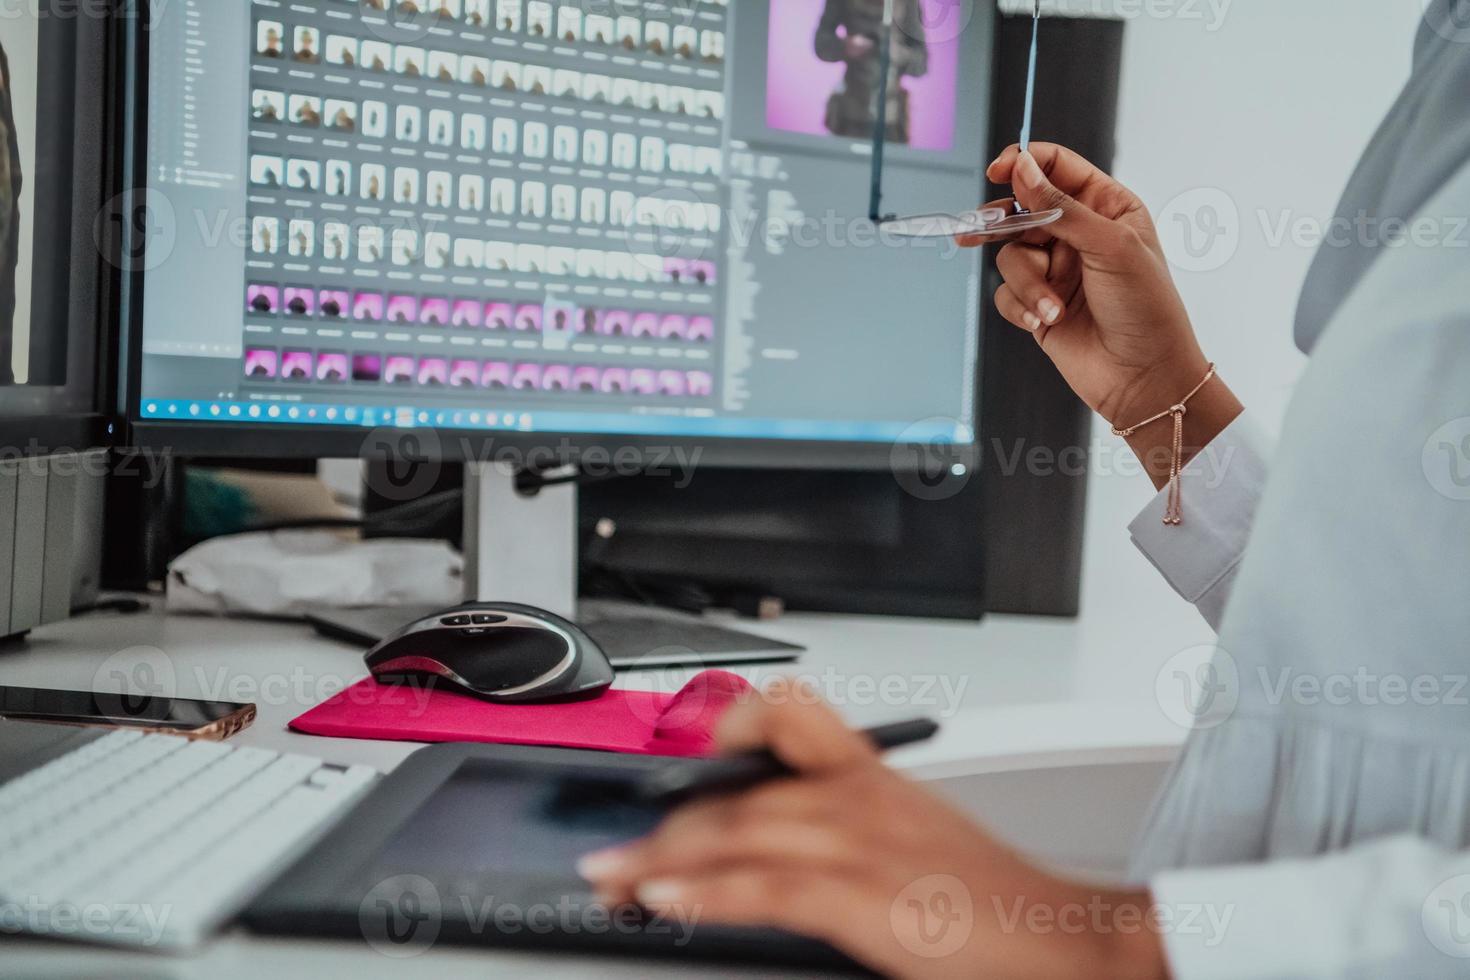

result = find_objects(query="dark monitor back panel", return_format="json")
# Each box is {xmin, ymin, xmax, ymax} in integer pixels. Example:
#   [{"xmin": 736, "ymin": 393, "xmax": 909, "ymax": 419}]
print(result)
[{"xmin": 581, "ymin": 468, "xmax": 986, "ymax": 620}]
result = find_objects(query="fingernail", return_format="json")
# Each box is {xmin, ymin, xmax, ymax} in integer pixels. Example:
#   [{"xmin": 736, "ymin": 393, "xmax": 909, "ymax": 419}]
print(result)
[
  {"xmin": 1039, "ymin": 301, "xmax": 1062, "ymax": 324},
  {"xmin": 576, "ymin": 849, "xmax": 628, "ymax": 881},
  {"xmin": 1022, "ymin": 311, "xmax": 1041, "ymax": 332},
  {"xmin": 636, "ymin": 879, "xmax": 686, "ymax": 905},
  {"xmin": 1015, "ymin": 151, "xmax": 1043, "ymax": 189}
]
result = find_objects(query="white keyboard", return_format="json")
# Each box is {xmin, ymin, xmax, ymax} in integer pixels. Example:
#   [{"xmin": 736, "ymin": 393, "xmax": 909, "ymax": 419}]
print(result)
[{"xmin": 0, "ymin": 729, "xmax": 376, "ymax": 948}]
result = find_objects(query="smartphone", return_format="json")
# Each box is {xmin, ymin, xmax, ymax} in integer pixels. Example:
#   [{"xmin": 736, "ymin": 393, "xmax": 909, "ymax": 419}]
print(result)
[{"xmin": 0, "ymin": 685, "xmax": 256, "ymax": 740}]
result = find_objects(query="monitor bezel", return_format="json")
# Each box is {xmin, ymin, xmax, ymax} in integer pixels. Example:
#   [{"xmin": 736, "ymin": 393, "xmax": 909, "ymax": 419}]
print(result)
[
  {"xmin": 0, "ymin": 0, "xmax": 118, "ymax": 456},
  {"xmin": 115, "ymin": 0, "xmax": 982, "ymax": 473}
]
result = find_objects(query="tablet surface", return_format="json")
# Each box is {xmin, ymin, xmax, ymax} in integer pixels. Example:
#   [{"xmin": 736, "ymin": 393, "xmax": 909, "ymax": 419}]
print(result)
[{"xmin": 244, "ymin": 741, "xmax": 857, "ymax": 971}]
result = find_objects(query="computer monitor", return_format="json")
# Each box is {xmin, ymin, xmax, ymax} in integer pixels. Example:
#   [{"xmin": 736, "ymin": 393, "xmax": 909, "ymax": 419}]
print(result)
[
  {"xmin": 0, "ymin": 6, "xmax": 115, "ymax": 637},
  {"xmin": 119, "ymin": 0, "xmax": 991, "ymax": 471},
  {"xmin": 116, "ymin": 0, "xmax": 994, "ymax": 617}
]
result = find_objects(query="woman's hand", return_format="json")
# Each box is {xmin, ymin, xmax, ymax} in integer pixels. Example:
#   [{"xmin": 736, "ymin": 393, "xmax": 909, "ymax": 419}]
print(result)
[
  {"xmin": 959, "ymin": 144, "xmax": 1242, "ymax": 484},
  {"xmin": 578, "ymin": 682, "xmax": 1169, "ymax": 980}
]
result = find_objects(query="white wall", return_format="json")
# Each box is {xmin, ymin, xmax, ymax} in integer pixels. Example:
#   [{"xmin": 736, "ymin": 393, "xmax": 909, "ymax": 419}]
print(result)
[{"xmin": 1051, "ymin": 2, "xmax": 1427, "ymax": 676}]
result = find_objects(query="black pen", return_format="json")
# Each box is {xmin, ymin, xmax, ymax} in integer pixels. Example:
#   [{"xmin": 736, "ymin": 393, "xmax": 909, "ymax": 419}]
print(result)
[{"xmin": 637, "ymin": 718, "xmax": 940, "ymax": 805}]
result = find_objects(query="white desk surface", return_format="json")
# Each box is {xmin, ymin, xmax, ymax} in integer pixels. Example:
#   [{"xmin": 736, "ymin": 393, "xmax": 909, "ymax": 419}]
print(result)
[{"xmin": 0, "ymin": 604, "xmax": 1192, "ymax": 978}]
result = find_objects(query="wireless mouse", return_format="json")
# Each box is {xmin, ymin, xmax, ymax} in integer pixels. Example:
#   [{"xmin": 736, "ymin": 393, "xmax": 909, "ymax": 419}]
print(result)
[{"xmin": 364, "ymin": 602, "xmax": 615, "ymax": 703}]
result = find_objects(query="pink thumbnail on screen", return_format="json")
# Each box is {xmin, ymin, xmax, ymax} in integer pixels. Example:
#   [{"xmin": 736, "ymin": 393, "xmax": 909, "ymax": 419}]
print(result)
[
  {"xmin": 353, "ymin": 354, "xmax": 383, "ymax": 382},
  {"xmin": 514, "ymin": 305, "xmax": 543, "ymax": 332},
  {"xmin": 482, "ymin": 361, "xmax": 512, "ymax": 389},
  {"xmin": 247, "ymin": 285, "xmax": 278, "ymax": 314},
  {"xmin": 452, "ymin": 300, "xmax": 483, "ymax": 328},
  {"xmin": 281, "ymin": 350, "xmax": 313, "ymax": 380},
  {"xmin": 687, "ymin": 316, "xmax": 714, "ymax": 342},
  {"xmin": 318, "ymin": 290, "xmax": 349, "ymax": 318},
  {"xmin": 244, "ymin": 348, "xmax": 278, "ymax": 378},
  {"xmin": 542, "ymin": 364, "xmax": 571, "ymax": 391},
  {"xmin": 631, "ymin": 312, "xmax": 659, "ymax": 339},
  {"xmin": 765, "ymin": 0, "xmax": 960, "ymax": 152},
  {"xmin": 572, "ymin": 366, "xmax": 601, "ymax": 391},
  {"xmin": 316, "ymin": 353, "xmax": 349, "ymax": 382},
  {"xmin": 600, "ymin": 367, "xmax": 628, "ymax": 393},
  {"xmin": 690, "ymin": 260, "xmax": 717, "ymax": 286},
  {"xmin": 386, "ymin": 295, "xmax": 418, "ymax": 324},
  {"xmin": 385, "ymin": 356, "xmax": 416, "ymax": 384},
  {"xmin": 450, "ymin": 360, "xmax": 480, "ymax": 387},
  {"xmin": 283, "ymin": 288, "xmax": 314, "ymax": 317},
  {"xmin": 353, "ymin": 292, "xmax": 385, "ymax": 321},
  {"xmin": 511, "ymin": 363, "xmax": 542, "ymax": 390},
  {"xmin": 602, "ymin": 310, "xmax": 630, "ymax": 336},
  {"xmin": 417, "ymin": 358, "xmax": 449, "ymax": 386},
  {"xmin": 419, "ymin": 297, "xmax": 450, "ymax": 325},
  {"xmin": 485, "ymin": 302, "xmax": 513, "ymax": 330},
  {"xmin": 629, "ymin": 368, "xmax": 658, "ymax": 395}
]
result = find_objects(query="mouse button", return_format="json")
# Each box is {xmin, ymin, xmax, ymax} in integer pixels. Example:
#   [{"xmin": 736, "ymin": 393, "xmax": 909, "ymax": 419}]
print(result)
[
  {"xmin": 471, "ymin": 613, "xmax": 508, "ymax": 625},
  {"xmin": 442, "ymin": 627, "xmax": 573, "ymax": 691},
  {"xmin": 440, "ymin": 614, "xmax": 472, "ymax": 627}
]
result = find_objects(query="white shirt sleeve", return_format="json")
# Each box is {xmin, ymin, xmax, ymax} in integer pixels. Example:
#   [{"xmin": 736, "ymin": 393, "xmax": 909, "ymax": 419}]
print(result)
[
  {"xmin": 1152, "ymin": 835, "xmax": 1470, "ymax": 979},
  {"xmin": 1127, "ymin": 413, "xmax": 1273, "ymax": 632}
]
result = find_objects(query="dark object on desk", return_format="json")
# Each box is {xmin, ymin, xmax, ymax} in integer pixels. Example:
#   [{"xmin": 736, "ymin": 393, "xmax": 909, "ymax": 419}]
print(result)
[
  {"xmin": 0, "ymin": 683, "xmax": 256, "ymax": 739},
  {"xmin": 638, "ymin": 717, "xmax": 940, "ymax": 805},
  {"xmin": 365, "ymin": 602, "xmax": 615, "ymax": 703},
  {"xmin": 311, "ymin": 601, "xmax": 803, "ymax": 670},
  {"xmin": 244, "ymin": 741, "xmax": 861, "ymax": 971}
]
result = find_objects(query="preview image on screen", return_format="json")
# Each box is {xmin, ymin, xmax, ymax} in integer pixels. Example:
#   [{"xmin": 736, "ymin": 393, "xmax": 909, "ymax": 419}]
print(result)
[{"xmin": 765, "ymin": 0, "xmax": 960, "ymax": 150}]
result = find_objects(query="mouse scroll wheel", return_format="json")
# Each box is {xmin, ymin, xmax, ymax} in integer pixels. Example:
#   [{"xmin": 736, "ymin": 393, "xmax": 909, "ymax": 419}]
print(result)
[{"xmin": 440, "ymin": 613, "xmax": 510, "ymax": 627}]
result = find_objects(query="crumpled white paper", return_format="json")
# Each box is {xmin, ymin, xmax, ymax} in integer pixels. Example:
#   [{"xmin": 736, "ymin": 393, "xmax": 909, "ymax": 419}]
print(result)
[{"xmin": 166, "ymin": 530, "xmax": 462, "ymax": 617}]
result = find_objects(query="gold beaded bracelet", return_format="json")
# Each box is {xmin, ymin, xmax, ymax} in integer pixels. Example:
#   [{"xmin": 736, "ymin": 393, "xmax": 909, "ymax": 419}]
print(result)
[{"xmin": 1110, "ymin": 363, "xmax": 1217, "ymax": 527}]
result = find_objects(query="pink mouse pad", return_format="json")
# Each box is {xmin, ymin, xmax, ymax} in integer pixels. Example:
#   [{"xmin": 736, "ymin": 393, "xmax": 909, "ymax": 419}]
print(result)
[{"xmin": 289, "ymin": 670, "xmax": 754, "ymax": 757}]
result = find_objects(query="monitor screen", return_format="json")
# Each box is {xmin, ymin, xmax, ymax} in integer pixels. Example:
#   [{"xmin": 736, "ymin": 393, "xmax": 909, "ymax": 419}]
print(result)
[{"xmin": 131, "ymin": 0, "xmax": 988, "ymax": 455}]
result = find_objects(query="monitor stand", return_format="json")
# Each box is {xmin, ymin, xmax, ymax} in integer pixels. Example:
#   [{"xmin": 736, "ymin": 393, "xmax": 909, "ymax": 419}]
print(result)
[
  {"xmin": 305, "ymin": 462, "xmax": 804, "ymax": 670},
  {"xmin": 462, "ymin": 460, "xmax": 579, "ymax": 617}
]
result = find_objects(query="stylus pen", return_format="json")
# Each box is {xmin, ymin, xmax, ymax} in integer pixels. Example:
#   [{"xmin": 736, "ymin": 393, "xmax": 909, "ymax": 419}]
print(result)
[{"xmin": 637, "ymin": 718, "xmax": 940, "ymax": 804}]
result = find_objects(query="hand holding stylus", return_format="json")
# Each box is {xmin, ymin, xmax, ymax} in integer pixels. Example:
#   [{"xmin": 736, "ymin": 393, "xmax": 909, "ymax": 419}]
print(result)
[{"xmin": 579, "ymin": 679, "xmax": 1169, "ymax": 980}]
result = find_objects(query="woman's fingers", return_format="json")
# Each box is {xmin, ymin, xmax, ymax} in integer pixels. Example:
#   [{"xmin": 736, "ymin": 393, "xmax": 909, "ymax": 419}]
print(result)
[
  {"xmin": 993, "ymin": 283, "xmax": 1041, "ymax": 333},
  {"xmin": 714, "ymin": 678, "xmax": 878, "ymax": 773},
  {"xmin": 996, "ymin": 243, "xmax": 1064, "ymax": 328},
  {"xmin": 1008, "ymin": 152, "xmax": 1123, "ymax": 256},
  {"xmin": 987, "ymin": 141, "xmax": 1110, "ymax": 201},
  {"xmin": 579, "ymin": 803, "xmax": 863, "ymax": 901},
  {"xmin": 630, "ymin": 866, "xmax": 879, "ymax": 948}
]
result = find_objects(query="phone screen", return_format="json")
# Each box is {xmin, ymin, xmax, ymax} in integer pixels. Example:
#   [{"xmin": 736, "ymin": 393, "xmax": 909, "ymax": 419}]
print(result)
[{"xmin": 0, "ymin": 685, "xmax": 253, "ymax": 731}]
